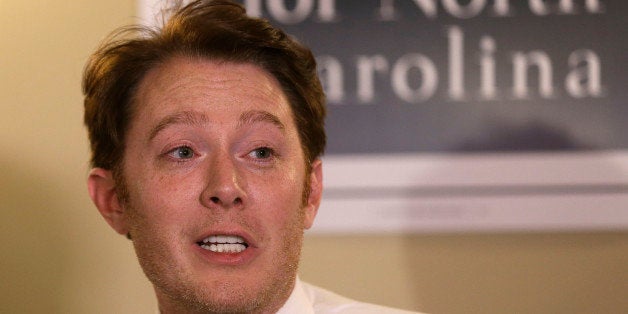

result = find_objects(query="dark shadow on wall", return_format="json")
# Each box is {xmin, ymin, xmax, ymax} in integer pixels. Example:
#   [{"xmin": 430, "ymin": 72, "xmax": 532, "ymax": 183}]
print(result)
[{"xmin": 454, "ymin": 120, "xmax": 595, "ymax": 152}]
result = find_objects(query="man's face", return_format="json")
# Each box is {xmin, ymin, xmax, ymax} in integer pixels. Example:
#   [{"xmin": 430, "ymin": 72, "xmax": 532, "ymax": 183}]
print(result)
[{"xmin": 96, "ymin": 57, "xmax": 321, "ymax": 313}]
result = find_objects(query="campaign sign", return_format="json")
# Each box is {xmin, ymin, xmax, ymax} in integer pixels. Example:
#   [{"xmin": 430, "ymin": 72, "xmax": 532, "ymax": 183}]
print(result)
[{"xmin": 139, "ymin": 0, "xmax": 628, "ymax": 233}]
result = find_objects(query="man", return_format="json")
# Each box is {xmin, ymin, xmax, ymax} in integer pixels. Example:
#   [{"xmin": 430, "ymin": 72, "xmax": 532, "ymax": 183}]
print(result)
[{"xmin": 84, "ymin": 0, "xmax": 419, "ymax": 313}]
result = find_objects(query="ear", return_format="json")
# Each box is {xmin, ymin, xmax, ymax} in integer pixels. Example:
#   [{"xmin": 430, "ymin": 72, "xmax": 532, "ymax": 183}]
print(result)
[
  {"xmin": 87, "ymin": 168, "xmax": 129, "ymax": 236},
  {"xmin": 303, "ymin": 159, "xmax": 323, "ymax": 230}
]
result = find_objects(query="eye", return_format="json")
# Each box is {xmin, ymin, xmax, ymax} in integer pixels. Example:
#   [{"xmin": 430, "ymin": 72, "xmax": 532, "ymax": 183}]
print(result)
[
  {"xmin": 168, "ymin": 146, "xmax": 195, "ymax": 160},
  {"xmin": 248, "ymin": 147, "xmax": 274, "ymax": 160}
]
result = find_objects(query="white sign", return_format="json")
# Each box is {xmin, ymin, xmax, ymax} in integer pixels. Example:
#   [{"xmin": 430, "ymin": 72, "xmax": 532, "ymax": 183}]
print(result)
[{"xmin": 316, "ymin": 151, "xmax": 628, "ymax": 233}]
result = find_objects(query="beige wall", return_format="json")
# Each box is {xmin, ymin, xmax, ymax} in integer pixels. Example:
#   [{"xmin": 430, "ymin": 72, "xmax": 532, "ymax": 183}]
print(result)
[{"xmin": 1, "ymin": 1, "xmax": 627, "ymax": 313}]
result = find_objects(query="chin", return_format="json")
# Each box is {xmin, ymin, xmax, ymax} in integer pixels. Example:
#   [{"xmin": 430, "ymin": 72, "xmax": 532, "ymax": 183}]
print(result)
[{"xmin": 153, "ymin": 275, "xmax": 283, "ymax": 314}]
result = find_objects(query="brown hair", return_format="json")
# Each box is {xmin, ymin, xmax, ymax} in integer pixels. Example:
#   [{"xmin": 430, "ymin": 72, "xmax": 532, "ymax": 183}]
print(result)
[{"xmin": 83, "ymin": 0, "xmax": 326, "ymax": 173}]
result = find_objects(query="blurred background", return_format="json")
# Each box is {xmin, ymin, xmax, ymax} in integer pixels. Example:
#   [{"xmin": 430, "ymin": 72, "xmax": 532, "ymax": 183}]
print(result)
[{"xmin": 1, "ymin": 1, "xmax": 627, "ymax": 313}]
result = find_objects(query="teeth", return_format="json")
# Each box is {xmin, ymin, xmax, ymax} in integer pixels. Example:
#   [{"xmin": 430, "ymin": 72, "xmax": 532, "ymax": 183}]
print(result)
[
  {"xmin": 200, "ymin": 243, "xmax": 247, "ymax": 253},
  {"xmin": 203, "ymin": 235, "xmax": 245, "ymax": 244},
  {"xmin": 199, "ymin": 235, "xmax": 247, "ymax": 253}
]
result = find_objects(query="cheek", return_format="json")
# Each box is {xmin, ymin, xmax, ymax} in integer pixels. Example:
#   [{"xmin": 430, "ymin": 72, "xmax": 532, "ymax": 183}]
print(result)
[
  {"xmin": 126, "ymin": 172, "xmax": 201, "ymax": 225},
  {"xmin": 254, "ymin": 173, "xmax": 306, "ymax": 225}
]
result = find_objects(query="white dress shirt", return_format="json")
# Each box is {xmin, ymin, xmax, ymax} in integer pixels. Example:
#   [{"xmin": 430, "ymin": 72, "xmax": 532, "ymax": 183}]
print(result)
[{"xmin": 276, "ymin": 278, "xmax": 424, "ymax": 314}]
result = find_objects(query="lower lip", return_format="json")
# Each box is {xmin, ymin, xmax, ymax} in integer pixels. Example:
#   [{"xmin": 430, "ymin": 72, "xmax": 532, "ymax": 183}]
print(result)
[{"xmin": 193, "ymin": 243, "xmax": 258, "ymax": 266}]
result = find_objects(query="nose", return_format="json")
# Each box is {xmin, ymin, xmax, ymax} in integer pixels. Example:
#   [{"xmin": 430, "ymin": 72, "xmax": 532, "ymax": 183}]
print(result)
[{"xmin": 200, "ymin": 152, "xmax": 246, "ymax": 210}]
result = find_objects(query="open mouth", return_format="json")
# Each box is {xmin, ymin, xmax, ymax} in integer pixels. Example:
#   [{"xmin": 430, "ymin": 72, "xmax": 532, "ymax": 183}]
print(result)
[{"xmin": 197, "ymin": 235, "xmax": 249, "ymax": 253}]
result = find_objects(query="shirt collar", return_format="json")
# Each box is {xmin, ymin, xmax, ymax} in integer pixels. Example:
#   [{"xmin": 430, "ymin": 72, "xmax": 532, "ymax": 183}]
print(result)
[{"xmin": 275, "ymin": 277, "xmax": 315, "ymax": 314}]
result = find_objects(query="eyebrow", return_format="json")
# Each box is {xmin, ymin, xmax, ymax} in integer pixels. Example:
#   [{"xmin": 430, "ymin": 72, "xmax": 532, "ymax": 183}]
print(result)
[
  {"xmin": 147, "ymin": 109, "xmax": 285, "ymax": 142},
  {"xmin": 148, "ymin": 110, "xmax": 209, "ymax": 141},
  {"xmin": 237, "ymin": 110, "xmax": 285, "ymax": 131}
]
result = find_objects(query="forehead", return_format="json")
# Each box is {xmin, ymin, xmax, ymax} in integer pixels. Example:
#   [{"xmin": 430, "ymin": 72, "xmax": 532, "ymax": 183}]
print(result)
[{"xmin": 131, "ymin": 56, "xmax": 293, "ymax": 129}]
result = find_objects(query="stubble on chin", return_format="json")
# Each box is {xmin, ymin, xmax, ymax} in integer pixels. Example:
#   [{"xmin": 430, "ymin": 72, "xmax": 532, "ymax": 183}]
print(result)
[
  {"xmin": 116, "ymin": 173, "xmax": 308, "ymax": 314},
  {"xmin": 154, "ymin": 218, "xmax": 304, "ymax": 314},
  {"xmin": 140, "ymin": 212, "xmax": 305, "ymax": 314}
]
